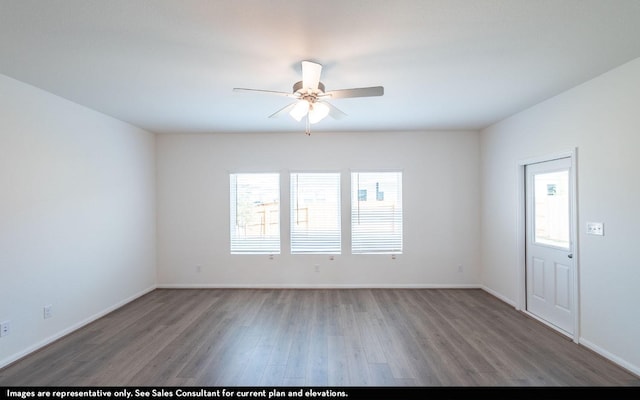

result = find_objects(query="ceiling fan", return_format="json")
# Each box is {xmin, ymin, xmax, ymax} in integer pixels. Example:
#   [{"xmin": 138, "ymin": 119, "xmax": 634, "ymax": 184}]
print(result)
[{"xmin": 233, "ymin": 61, "xmax": 384, "ymax": 135}]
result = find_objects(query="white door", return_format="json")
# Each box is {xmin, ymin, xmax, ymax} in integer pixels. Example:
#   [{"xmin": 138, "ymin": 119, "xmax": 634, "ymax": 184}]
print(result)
[{"xmin": 525, "ymin": 157, "xmax": 574, "ymax": 334}]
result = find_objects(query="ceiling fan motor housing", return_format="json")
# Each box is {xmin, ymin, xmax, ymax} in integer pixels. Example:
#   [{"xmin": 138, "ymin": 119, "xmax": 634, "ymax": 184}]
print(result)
[{"xmin": 293, "ymin": 81, "xmax": 325, "ymax": 102}]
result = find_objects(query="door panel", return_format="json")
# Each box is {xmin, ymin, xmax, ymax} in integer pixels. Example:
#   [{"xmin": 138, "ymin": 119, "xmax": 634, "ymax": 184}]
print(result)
[
  {"xmin": 526, "ymin": 157, "xmax": 574, "ymax": 334},
  {"xmin": 554, "ymin": 262, "xmax": 571, "ymax": 311},
  {"xmin": 532, "ymin": 257, "xmax": 545, "ymax": 299}
]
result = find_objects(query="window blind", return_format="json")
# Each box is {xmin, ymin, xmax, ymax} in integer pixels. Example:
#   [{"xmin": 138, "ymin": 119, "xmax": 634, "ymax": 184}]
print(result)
[
  {"xmin": 230, "ymin": 173, "xmax": 280, "ymax": 254},
  {"xmin": 290, "ymin": 172, "xmax": 341, "ymax": 254},
  {"xmin": 351, "ymin": 172, "xmax": 403, "ymax": 254}
]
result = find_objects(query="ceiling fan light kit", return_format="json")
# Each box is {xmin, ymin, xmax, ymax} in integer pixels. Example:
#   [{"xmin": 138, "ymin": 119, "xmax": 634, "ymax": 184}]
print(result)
[
  {"xmin": 233, "ymin": 61, "xmax": 384, "ymax": 135},
  {"xmin": 289, "ymin": 100, "xmax": 309, "ymax": 122}
]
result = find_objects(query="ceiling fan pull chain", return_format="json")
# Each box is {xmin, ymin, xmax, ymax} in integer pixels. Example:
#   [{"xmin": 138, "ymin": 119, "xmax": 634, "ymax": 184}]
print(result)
[{"xmin": 305, "ymin": 116, "xmax": 311, "ymax": 136}]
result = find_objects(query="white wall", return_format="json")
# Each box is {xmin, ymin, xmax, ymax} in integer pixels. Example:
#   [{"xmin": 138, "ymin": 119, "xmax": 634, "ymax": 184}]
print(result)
[
  {"xmin": 0, "ymin": 74, "xmax": 157, "ymax": 367},
  {"xmin": 480, "ymin": 57, "xmax": 640, "ymax": 374},
  {"xmin": 157, "ymin": 130, "xmax": 480, "ymax": 287}
]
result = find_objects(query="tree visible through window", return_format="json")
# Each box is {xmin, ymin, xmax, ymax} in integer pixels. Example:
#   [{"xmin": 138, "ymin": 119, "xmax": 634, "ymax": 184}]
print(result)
[{"xmin": 230, "ymin": 173, "xmax": 280, "ymax": 254}]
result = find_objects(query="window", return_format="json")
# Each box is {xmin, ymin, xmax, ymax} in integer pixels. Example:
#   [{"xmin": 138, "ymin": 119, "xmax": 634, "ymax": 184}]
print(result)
[
  {"xmin": 533, "ymin": 170, "xmax": 570, "ymax": 249},
  {"xmin": 290, "ymin": 172, "xmax": 341, "ymax": 254},
  {"xmin": 230, "ymin": 173, "xmax": 280, "ymax": 254},
  {"xmin": 351, "ymin": 172, "xmax": 402, "ymax": 254}
]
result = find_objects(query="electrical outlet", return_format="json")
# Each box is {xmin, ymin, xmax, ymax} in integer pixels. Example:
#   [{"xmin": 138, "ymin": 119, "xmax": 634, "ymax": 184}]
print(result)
[
  {"xmin": 44, "ymin": 304, "xmax": 53, "ymax": 319},
  {"xmin": 586, "ymin": 222, "xmax": 604, "ymax": 236},
  {"xmin": 457, "ymin": 264, "xmax": 464, "ymax": 273},
  {"xmin": 196, "ymin": 265, "xmax": 202, "ymax": 273},
  {"xmin": 0, "ymin": 320, "xmax": 10, "ymax": 337},
  {"xmin": 314, "ymin": 264, "xmax": 320, "ymax": 272}
]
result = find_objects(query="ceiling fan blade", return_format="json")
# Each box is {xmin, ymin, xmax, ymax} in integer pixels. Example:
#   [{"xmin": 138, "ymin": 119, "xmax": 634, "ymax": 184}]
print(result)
[
  {"xmin": 324, "ymin": 86, "xmax": 384, "ymax": 99},
  {"xmin": 301, "ymin": 61, "xmax": 322, "ymax": 91},
  {"xmin": 268, "ymin": 102, "xmax": 298, "ymax": 118},
  {"xmin": 233, "ymin": 88, "xmax": 297, "ymax": 98},
  {"xmin": 321, "ymin": 101, "xmax": 347, "ymax": 120}
]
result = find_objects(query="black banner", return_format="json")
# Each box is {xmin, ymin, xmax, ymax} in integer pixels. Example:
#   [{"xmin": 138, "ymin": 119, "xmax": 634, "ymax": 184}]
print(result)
[{"xmin": 1, "ymin": 387, "xmax": 639, "ymax": 400}]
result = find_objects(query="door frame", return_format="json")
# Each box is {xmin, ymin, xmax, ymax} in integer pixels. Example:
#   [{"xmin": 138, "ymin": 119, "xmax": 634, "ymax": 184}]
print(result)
[{"xmin": 516, "ymin": 148, "xmax": 579, "ymax": 343}]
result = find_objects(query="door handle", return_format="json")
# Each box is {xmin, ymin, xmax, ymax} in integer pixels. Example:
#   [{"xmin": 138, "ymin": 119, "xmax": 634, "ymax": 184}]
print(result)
[{"xmin": 568, "ymin": 254, "xmax": 573, "ymax": 259}]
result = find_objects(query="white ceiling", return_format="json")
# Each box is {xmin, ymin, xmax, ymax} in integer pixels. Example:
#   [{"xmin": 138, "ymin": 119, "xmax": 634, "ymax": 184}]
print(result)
[{"xmin": 1, "ymin": 0, "xmax": 639, "ymax": 134}]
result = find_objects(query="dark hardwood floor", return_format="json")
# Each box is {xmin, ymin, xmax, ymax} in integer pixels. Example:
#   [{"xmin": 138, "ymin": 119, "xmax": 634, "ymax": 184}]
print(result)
[{"xmin": 1, "ymin": 288, "xmax": 638, "ymax": 386}]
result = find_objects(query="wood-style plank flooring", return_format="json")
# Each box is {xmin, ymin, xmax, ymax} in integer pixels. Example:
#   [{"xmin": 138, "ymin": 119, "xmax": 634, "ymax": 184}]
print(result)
[{"xmin": 1, "ymin": 289, "xmax": 638, "ymax": 386}]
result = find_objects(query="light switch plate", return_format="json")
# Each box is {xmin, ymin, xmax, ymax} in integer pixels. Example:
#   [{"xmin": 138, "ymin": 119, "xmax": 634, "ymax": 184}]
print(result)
[{"xmin": 586, "ymin": 222, "xmax": 604, "ymax": 236}]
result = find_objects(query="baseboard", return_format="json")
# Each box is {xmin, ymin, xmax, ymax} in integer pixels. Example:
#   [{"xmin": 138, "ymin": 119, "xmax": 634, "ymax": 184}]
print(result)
[
  {"xmin": 0, "ymin": 285, "xmax": 156, "ymax": 370},
  {"xmin": 157, "ymin": 283, "xmax": 482, "ymax": 289},
  {"xmin": 579, "ymin": 337, "xmax": 640, "ymax": 378},
  {"xmin": 481, "ymin": 285, "xmax": 517, "ymax": 308}
]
